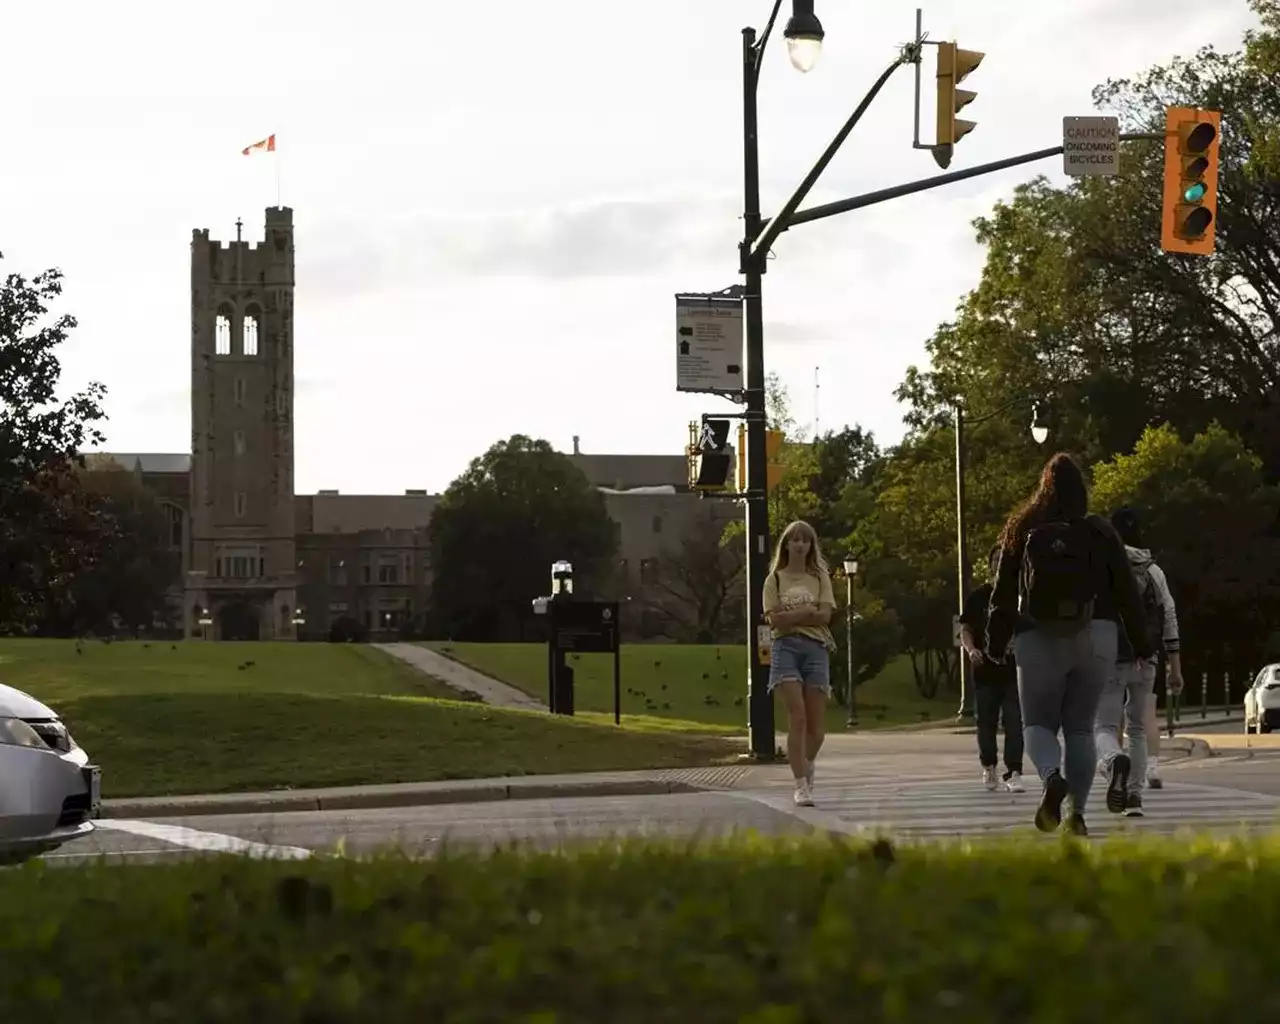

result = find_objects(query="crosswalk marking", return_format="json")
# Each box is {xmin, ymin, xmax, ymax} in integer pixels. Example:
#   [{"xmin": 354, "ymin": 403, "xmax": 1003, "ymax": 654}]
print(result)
[{"xmin": 734, "ymin": 774, "xmax": 1280, "ymax": 838}]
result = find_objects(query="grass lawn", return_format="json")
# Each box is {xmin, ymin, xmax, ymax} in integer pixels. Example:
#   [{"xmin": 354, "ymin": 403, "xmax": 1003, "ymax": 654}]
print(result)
[
  {"xmin": 424, "ymin": 643, "xmax": 955, "ymax": 731},
  {"xmin": 0, "ymin": 639, "xmax": 739, "ymax": 798}
]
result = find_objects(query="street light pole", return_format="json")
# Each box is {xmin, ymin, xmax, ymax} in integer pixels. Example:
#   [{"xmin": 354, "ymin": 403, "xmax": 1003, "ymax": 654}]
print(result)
[
  {"xmin": 952, "ymin": 397, "xmax": 1049, "ymax": 720},
  {"xmin": 954, "ymin": 404, "xmax": 971, "ymax": 720},
  {"xmin": 843, "ymin": 555, "xmax": 859, "ymax": 727},
  {"xmin": 739, "ymin": 5, "xmax": 913, "ymax": 761},
  {"xmin": 741, "ymin": 23, "xmax": 775, "ymax": 761}
]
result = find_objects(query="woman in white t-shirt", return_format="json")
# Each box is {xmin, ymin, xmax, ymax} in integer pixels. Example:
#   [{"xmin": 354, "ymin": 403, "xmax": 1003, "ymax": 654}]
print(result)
[{"xmin": 762, "ymin": 519, "xmax": 836, "ymax": 807}]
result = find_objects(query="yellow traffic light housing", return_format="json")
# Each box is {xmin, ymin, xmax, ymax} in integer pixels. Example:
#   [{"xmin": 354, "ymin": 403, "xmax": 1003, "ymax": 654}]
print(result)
[
  {"xmin": 933, "ymin": 41, "xmax": 983, "ymax": 170},
  {"xmin": 689, "ymin": 418, "xmax": 733, "ymax": 491},
  {"xmin": 1161, "ymin": 106, "xmax": 1220, "ymax": 256},
  {"xmin": 735, "ymin": 425, "xmax": 786, "ymax": 494}
]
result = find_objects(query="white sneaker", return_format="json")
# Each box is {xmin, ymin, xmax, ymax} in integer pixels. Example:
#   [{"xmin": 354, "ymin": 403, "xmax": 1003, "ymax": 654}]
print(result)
[
  {"xmin": 793, "ymin": 780, "xmax": 814, "ymax": 807},
  {"xmin": 1004, "ymin": 771, "xmax": 1025, "ymax": 793},
  {"xmin": 983, "ymin": 767, "xmax": 998, "ymax": 791}
]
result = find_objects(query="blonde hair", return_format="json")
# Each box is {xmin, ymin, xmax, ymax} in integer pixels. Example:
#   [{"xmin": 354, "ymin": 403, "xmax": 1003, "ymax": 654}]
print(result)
[{"xmin": 769, "ymin": 519, "xmax": 828, "ymax": 577}]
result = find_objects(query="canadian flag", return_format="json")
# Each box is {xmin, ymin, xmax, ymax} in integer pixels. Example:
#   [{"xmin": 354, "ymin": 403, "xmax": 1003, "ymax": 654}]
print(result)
[{"xmin": 242, "ymin": 134, "xmax": 276, "ymax": 156}]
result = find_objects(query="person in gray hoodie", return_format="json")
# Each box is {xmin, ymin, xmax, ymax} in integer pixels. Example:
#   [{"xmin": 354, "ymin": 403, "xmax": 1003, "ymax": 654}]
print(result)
[{"xmin": 1095, "ymin": 507, "xmax": 1183, "ymax": 815}]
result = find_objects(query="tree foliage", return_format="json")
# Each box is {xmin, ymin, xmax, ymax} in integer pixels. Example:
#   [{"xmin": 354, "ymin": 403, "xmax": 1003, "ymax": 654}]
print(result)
[
  {"xmin": 897, "ymin": 1, "xmax": 1280, "ymax": 478},
  {"xmin": 65, "ymin": 463, "xmax": 181, "ymax": 634},
  {"xmin": 0, "ymin": 255, "xmax": 111, "ymax": 633},
  {"xmin": 1090, "ymin": 422, "xmax": 1280, "ymax": 669},
  {"xmin": 428, "ymin": 435, "xmax": 618, "ymax": 641},
  {"xmin": 641, "ymin": 512, "xmax": 744, "ymax": 643}
]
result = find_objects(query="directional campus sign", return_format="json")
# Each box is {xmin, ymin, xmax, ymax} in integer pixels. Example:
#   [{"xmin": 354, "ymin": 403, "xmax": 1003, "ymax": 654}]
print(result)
[
  {"xmin": 1062, "ymin": 115, "xmax": 1120, "ymax": 176},
  {"xmin": 675, "ymin": 293, "xmax": 743, "ymax": 396}
]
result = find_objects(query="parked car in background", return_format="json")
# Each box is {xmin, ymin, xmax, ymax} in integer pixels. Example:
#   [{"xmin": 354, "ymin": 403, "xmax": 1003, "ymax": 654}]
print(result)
[
  {"xmin": 1244, "ymin": 664, "xmax": 1280, "ymax": 734},
  {"xmin": 0, "ymin": 683, "xmax": 100, "ymax": 865}
]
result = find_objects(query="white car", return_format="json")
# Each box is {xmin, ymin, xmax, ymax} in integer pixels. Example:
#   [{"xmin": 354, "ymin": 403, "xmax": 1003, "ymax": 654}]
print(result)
[
  {"xmin": 0, "ymin": 683, "xmax": 101, "ymax": 865},
  {"xmin": 1243, "ymin": 664, "xmax": 1280, "ymax": 734}
]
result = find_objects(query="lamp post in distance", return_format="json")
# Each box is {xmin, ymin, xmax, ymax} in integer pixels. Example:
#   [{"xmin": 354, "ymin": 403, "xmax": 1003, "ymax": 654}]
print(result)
[{"xmin": 843, "ymin": 554, "xmax": 859, "ymax": 728}]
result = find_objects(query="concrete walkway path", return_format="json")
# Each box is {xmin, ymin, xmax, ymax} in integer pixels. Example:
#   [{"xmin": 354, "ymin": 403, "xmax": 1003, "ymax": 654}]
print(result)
[{"xmin": 376, "ymin": 642, "xmax": 546, "ymax": 712}]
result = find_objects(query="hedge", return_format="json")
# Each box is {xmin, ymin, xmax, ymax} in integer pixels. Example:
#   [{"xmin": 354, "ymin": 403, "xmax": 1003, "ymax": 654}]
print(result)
[{"xmin": 3, "ymin": 834, "xmax": 1278, "ymax": 1021}]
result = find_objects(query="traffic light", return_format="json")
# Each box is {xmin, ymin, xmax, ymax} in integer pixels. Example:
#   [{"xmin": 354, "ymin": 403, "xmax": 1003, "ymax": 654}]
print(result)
[
  {"xmin": 933, "ymin": 41, "xmax": 983, "ymax": 170},
  {"xmin": 1161, "ymin": 106, "xmax": 1221, "ymax": 256},
  {"xmin": 688, "ymin": 418, "xmax": 733, "ymax": 491},
  {"xmin": 765, "ymin": 429, "xmax": 785, "ymax": 492},
  {"xmin": 735, "ymin": 426, "xmax": 787, "ymax": 493}
]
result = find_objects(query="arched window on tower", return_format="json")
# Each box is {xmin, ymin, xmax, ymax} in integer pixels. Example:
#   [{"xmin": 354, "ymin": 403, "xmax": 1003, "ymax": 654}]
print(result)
[
  {"xmin": 243, "ymin": 309, "xmax": 260, "ymax": 356},
  {"xmin": 215, "ymin": 313, "xmax": 232, "ymax": 355}
]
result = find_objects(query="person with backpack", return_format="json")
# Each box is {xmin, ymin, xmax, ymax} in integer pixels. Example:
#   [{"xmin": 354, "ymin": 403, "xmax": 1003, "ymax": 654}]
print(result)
[
  {"xmin": 986, "ymin": 453, "xmax": 1153, "ymax": 836},
  {"xmin": 1095, "ymin": 507, "xmax": 1183, "ymax": 806},
  {"xmin": 959, "ymin": 545, "xmax": 1025, "ymax": 793}
]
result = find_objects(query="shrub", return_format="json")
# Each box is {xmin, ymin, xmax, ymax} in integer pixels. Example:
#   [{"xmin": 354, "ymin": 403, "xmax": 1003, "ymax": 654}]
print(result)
[{"xmin": 2, "ymin": 834, "xmax": 1277, "ymax": 1021}]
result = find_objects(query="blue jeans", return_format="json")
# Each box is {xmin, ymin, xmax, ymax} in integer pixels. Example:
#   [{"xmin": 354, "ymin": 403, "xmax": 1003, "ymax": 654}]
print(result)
[
  {"xmin": 1013, "ymin": 619, "xmax": 1117, "ymax": 813},
  {"xmin": 767, "ymin": 635, "xmax": 831, "ymax": 694}
]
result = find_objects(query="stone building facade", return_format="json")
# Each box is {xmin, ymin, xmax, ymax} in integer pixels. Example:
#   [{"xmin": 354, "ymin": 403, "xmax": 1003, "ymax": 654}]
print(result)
[{"xmin": 94, "ymin": 209, "xmax": 742, "ymax": 641}]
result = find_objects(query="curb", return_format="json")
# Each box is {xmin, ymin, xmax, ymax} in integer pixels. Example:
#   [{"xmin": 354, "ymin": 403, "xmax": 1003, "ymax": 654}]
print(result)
[
  {"xmin": 1169, "ymin": 736, "xmax": 1212, "ymax": 761},
  {"xmin": 99, "ymin": 777, "xmax": 705, "ymax": 821}
]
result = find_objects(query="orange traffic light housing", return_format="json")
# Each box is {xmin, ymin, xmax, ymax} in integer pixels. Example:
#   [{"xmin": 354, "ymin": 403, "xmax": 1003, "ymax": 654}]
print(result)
[{"xmin": 1160, "ymin": 106, "xmax": 1220, "ymax": 256}]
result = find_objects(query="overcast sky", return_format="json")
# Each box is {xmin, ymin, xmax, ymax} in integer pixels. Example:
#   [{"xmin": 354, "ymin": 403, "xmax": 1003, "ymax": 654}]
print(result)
[{"xmin": 0, "ymin": 1, "xmax": 1258, "ymax": 494}]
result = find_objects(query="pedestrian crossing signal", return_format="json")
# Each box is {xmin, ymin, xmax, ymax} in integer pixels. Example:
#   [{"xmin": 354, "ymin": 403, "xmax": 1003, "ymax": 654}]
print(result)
[
  {"xmin": 1161, "ymin": 106, "xmax": 1220, "ymax": 256},
  {"xmin": 688, "ymin": 418, "xmax": 733, "ymax": 491}
]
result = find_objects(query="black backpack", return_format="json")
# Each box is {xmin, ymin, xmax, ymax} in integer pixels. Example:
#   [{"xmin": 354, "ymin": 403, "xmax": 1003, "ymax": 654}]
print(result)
[{"xmin": 1019, "ymin": 518, "xmax": 1098, "ymax": 632}]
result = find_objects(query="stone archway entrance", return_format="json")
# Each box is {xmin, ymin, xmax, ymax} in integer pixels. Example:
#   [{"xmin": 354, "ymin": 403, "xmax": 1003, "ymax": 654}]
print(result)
[{"xmin": 217, "ymin": 601, "xmax": 260, "ymax": 641}]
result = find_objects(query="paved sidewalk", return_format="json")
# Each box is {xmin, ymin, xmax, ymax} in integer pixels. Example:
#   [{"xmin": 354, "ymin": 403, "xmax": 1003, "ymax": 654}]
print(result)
[
  {"xmin": 100, "ymin": 764, "xmax": 752, "ymax": 820},
  {"xmin": 376, "ymin": 642, "xmax": 545, "ymax": 711},
  {"xmin": 98, "ymin": 732, "xmax": 1207, "ymax": 821}
]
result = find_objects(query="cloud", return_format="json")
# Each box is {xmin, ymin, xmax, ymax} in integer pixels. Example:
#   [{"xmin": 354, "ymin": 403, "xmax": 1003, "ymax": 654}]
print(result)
[{"xmin": 301, "ymin": 190, "xmax": 746, "ymax": 292}]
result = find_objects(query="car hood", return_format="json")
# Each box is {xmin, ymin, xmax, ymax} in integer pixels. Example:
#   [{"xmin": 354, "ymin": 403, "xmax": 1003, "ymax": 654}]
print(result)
[{"xmin": 0, "ymin": 683, "xmax": 57, "ymax": 720}]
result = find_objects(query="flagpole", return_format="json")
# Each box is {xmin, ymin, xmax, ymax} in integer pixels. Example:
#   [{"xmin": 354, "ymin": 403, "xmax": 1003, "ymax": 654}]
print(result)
[{"xmin": 275, "ymin": 131, "xmax": 282, "ymax": 207}]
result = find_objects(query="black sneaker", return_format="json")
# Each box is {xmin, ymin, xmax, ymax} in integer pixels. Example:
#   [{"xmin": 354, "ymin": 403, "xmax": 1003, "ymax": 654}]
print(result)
[
  {"xmin": 1124, "ymin": 791, "xmax": 1144, "ymax": 818},
  {"xmin": 1065, "ymin": 813, "xmax": 1089, "ymax": 837},
  {"xmin": 1106, "ymin": 754, "xmax": 1131, "ymax": 814},
  {"xmin": 1035, "ymin": 771, "xmax": 1070, "ymax": 832}
]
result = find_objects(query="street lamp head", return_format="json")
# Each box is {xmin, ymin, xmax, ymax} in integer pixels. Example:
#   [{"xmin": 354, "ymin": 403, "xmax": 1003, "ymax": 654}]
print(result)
[
  {"xmin": 1030, "ymin": 402, "xmax": 1049, "ymax": 446},
  {"xmin": 843, "ymin": 555, "xmax": 858, "ymax": 576},
  {"xmin": 784, "ymin": 0, "xmax": 824, "ymax": 73}
]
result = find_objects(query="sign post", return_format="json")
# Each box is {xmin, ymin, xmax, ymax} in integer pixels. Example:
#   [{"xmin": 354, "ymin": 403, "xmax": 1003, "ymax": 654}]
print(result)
[
  {"xmin": 1062, "ymin": 115, "xmax": 1120, "ymax": 177},
  {"xmin": 548, "ymin": 598, "xmax": 622, "ymax": 723},
  {"xmin": 675, "ymin": 293, "xmax": 744, "ymax": 396}
]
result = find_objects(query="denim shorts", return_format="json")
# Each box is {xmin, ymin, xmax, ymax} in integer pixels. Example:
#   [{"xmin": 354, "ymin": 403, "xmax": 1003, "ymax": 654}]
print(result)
[{"xmin": 768, "ymin": 634, "xmax": 831, "ymax": 694}]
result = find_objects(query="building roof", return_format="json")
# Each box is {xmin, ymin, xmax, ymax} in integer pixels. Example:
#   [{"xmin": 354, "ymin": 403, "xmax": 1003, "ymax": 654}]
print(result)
[{"xmin": 86, "ymin": 452, "xmax": 192, "ymax": 474}]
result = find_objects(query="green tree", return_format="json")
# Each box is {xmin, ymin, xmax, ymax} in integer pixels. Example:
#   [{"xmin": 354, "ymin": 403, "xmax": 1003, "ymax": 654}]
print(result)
[
  {"xmin": 1090, "ymin": 422, "xmax": 1280, "ymax": 670},
  {"xmin": 849, "ymin": 419, "xmax": 1046, "ymax": 697},
  {"xmin": 827, "ymin": 575, "xmax": 902, "ymax": 706},
  {"xmin": 0, "ymin": 255, "xmax": 110, "ymax": 632},
  {"xmin": 641, "ymin": 511, "xmax": 744, "ymax": 643},
  {"xmin": 63, "ymin": 463, "xmax": 181, "ymax": 634},
  {"xmin": 898, "ymin": 1, "xmax": 1280, "ymax": 477},
  {"xmin": 427, "ymin": 435, "xmax": 618, "ymax": 641}
]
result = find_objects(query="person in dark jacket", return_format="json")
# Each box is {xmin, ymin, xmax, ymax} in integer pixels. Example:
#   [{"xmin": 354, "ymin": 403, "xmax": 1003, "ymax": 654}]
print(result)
[
  {"xmin": 959, "ymin": 545, "xmax": 1024, "ymax": 792},
  {"xmin": 987, "ymin": 453, "xmax": 1153, "ymax": 837}
]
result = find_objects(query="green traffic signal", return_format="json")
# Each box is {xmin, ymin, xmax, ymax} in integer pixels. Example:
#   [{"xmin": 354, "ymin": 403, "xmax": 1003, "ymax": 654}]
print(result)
[{"xmin": 1184, "ymin": 182, "xmax": 1208, "ymax": 203}]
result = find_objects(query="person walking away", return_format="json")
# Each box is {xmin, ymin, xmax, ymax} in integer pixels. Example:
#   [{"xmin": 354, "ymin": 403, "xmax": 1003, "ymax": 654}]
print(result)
[
  {"xmin": 959, "ymin": 545, "xmax": 1025, "ymax": 793},
  {"xmin": 986, "ymin": 453, "xmax": 1153, "ymax": 836},
  {"xmin": 1102, "ymin": 507, "xmax": 1183, "ymax": 801},
  {"xmin": 762, "ymin": 520, "xmax": 837, "ymax": 807}
]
